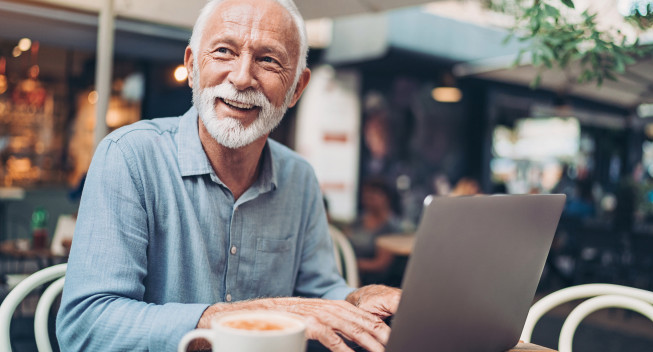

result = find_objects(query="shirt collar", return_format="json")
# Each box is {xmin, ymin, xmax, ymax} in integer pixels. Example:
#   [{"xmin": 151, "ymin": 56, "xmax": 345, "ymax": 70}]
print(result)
[
  {"xmin": 177, "ymin": 107, "xmax": 278, "ymax": 194},
  {"xmin": 255, "ymin": 142, "xmax": 278, "ymax": 194},
  {"xmin": 178, "ymin": 107, "xmax": 213, "ymax": 177}
]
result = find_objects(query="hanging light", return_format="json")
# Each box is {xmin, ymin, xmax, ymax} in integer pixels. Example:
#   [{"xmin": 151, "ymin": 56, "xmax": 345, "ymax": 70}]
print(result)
[
  {"xmin": 0, "ymin": 57, "xmax": 6, "ymax": 95},
  {"xmin": 431, "ymin": 87, "xmax": 462, "ymax": 103},
  {"xmin": 432, "ymin": 71, "xmax": 463, "ymax": 103},
  {"xmin": 173, "ymin": 65, "xmax": 188, "ymax": 82},
  {"xmin": 18, "ymin": 38, "xmax": 32, "ymax": 52},
  {"xmin": 28, "ymin": 65, "xmax": 40, "ymax": 79},
  {"xmin": 88, "ymin": 91, "xmax": 99, "ymax": 104},
  {"xmin": 0, "ymin": 76, "xmax": 6, "ymax": 95}
]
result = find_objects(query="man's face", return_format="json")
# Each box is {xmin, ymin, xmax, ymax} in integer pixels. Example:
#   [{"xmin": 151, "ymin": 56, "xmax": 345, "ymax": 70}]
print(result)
[
  {"xmin": 362, "ymin": 186, "xmax": 390, "ymax": 213},
  {"xmin": 186, "ymin": 0, "xmax": 309, "ymax": 148}
]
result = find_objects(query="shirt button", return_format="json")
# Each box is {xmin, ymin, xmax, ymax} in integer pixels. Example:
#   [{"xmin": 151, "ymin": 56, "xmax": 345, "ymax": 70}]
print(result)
[
  {"xmin": 225, "ymin": 293, "xmax": 232, "ymax": 302},
  {"xmin": 230, "ymin": 246, "xmax": 237, "ymax": 255}
]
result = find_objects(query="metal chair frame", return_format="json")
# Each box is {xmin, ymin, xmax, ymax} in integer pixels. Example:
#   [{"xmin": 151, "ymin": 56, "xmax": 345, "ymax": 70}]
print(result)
[
  {"xmin": 520, "ymin": 283, "xmax": 653, "ymax": 352},
  {"xmin": 0, "ymin": 263, "xmax": 67, "ymax": 352},
  {"xmin": 329, "ymin": 226, "xmax": 360, "ymax": 288}
]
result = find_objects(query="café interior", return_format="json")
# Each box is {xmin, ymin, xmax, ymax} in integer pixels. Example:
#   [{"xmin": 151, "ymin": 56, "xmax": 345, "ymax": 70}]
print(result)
[{"xmin": 1, "ymin": 0, "xmax": 653, "ymax": 351}]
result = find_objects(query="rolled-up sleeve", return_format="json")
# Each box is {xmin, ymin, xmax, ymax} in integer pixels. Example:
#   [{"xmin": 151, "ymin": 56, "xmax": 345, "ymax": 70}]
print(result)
[{"xmin": 56, "ymin": 138, "xmax": 207, "ymax": 351}]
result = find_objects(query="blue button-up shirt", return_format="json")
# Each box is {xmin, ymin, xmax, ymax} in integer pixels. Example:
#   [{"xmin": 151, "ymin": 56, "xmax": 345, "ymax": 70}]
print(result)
[{"xmin": 56, "ymin": 107, "xmax": 353, "ymax": 351}]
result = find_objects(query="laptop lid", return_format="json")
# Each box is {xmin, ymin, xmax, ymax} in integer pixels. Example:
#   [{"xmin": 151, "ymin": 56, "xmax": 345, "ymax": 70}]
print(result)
[{"xmin": 386, "ymin": 194, "xmax": 565, "ymax": 352}]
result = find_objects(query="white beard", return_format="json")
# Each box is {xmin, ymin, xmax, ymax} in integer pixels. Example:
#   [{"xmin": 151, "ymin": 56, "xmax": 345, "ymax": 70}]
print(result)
[{"xmin": 192, "ymin": 68, "xmax": 295, "ymax": 149}]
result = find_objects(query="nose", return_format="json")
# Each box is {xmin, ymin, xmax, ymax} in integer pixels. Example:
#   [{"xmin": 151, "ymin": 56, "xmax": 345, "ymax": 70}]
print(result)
[{"xmin": 228, "ymin": 55, "xmax": 257, "ymax": 91}]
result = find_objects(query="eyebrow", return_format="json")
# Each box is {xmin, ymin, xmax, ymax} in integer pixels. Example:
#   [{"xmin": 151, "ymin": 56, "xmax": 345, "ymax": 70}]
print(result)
[
  {"xmin": 208, "ymin": 35, "xmax": 291, "ymax": 64},
  {"xmin": 257, "ymin": 45, "xmax": 290, "ymax": 63},
  {"xmin": 207, "ymin": 36, "xmax": 239, "ymax": 50}
]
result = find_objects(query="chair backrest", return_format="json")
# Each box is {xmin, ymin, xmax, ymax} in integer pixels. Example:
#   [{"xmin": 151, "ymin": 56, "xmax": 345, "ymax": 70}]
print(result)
[
  {"xmin": 0, "ymin": 263, "xmax": 67, "ymax": 352},
  {"xmin": 329, "ymin": 226, "xmax": 360, "ymax": 288},
  {"xmin": 521, "ymin": 283, "xmax": 653, "ymax": 352}
]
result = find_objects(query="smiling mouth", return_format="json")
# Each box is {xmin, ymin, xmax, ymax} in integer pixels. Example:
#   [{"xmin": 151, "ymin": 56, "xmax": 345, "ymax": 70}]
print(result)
[{"xmin": 221, "ymin": 98, "xmax": 257, "ymax": 111}]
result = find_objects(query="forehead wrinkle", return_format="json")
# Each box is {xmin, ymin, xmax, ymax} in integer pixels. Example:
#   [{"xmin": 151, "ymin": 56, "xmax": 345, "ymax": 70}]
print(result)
[
  {"xmin": 221, "ymin": 19, "xmax": 286, "ymax": 36},
  {"xmin": 207, "ymin": 22, "xmax": 291, "ymax": 60},
  {"xmin": 220, "ymin": 8, "xmax": 297, "ymax": 40},
  {"xmin": 217, "ymin": 2, "xmax": 289, "ymax": 33}
]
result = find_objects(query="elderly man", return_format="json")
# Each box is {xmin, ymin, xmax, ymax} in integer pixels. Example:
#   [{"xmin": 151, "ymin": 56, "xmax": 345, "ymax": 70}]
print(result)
[{"xmin": 56, "ymin": 0, "xmax": 400, "ymax": 351}]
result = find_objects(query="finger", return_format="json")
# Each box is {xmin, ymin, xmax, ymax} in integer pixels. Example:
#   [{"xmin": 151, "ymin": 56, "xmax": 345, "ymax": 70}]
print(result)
[
  {"xmin": 335, "ymin": 322, "xmax": 386, "ymax": 352},
  {"xmin": 304, "ymin": 316, "xmax": 354, "ymax": 352},
  {"xmin": 333, "ymin": 300, "xmax": 383, "ymax": 321},
  {"xmin": 290, "ymin": 298, "xmax": 383, "ymax": 331},
  {"xmin": 313, "ymin": 304, "xmax": 388, "ymax": 351},
  {"xmin": 355, "ymin": 287, "xmax": 402, "ymax": 318},
  {"xmin": 359, "ymin": 297, "xmax": 396, "ymax": 318},
  {"xmin": 332, "ymin": 300, "xmax": 391, "ymax": 343},
  {"xmin": 279, "ymin": 298, "xmax": 390, "ymax": 351}
]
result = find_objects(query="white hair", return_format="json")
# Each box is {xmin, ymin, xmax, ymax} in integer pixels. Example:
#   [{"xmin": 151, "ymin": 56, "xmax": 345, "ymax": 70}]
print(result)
[{"xmin": 188, "ymin": 0, "xmax": 308, "ymax": 79}]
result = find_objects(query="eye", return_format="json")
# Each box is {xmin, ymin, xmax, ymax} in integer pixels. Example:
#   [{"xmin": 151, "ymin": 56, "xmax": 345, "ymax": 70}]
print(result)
[
  {"xmin": 260, "ymin": 56, "xmax": 280, "ymax": 65},
  {"xmin": 211, "ymin": 47, "xmax": 236, "ymax": 60}
]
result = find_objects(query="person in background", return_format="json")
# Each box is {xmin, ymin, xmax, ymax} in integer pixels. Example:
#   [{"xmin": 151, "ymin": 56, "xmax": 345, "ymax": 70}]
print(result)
[
  {"xmin": 360, "ymin": 104, "xmax": 406, "ymax": 190},
  {"xmin": 56, "ymin": 1, "xmax": 400, "ymax": 351},
  {"xmin": 547, "ymin": 168, "xmax": 595, "ymax": 288},
  {"xmin": 564, "ymin": 178, "xmax": 596, "ymax": 219},
  {"xmin": 363, "ymin": 114, "xmax": 392, "ymax": 177},
  {"xmin": 449, "ymin": 177, "xmax": 481, "ymax": 197},
  {"xmin": 347, "ymin": 178, "xmax": 403, "ymax": 286}
]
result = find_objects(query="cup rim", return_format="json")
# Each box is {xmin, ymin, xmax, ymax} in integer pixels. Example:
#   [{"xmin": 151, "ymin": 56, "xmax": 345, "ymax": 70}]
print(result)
[{"xmin": 211, "ymin": 310, "xmax": 306, "ymax": 336}]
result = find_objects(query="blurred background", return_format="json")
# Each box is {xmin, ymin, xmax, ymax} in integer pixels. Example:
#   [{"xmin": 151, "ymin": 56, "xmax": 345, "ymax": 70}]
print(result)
[{"xmin": 1, "ymin": 0, "xmax": 653, "ymax": 351}]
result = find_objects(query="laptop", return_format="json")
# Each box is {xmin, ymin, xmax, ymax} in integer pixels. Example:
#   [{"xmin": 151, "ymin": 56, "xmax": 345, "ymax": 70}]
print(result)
[{"xmin": 384, "ymin": 194, "xmax": 565, "ymax": 352}]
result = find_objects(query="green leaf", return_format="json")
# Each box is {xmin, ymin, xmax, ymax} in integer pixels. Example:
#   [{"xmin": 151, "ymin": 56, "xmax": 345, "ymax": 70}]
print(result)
[
  {"xmin": 502, "ymin": 33, "xmax": 514, "ymax": 45},
  {"xmin": 513, "ymin": 50, "xmax": 526, "ymax": 66},
  {"xmin": 605, "ymin": 71, "xmax": 618, "ymax": 82},
  {"xmin": 544, "ymin": 4, "xmax": 559, "ymax": 17},
  {"xmin": 614, "ymin": 56, "xmax": 625, "ymax": 73},
  {"xmin": 502, "ymin": 0, "xmax": 647, "ymax": 88},
  {"xmin": 530, "ymin": 74, "xmax": 542, "ymax": 89},
  {"xmin": 590, "ymin": 53, "xmax": 599, "ymax": 67},
  {"xmin": 578, "ymin": 70, "xmax": 592, "ymax": 83},
  {"xmin": 619, "ymin": 52, "xmax": 636, "ymax": 66},
  {"xmin": 532, "ymin": 52, "xmax": 542, "ymax": 66},
  {"xmin": 542, "ymin": 56, "xmax": 553, "ymax": 68},
  {"xmin": 561, "ymin": 0, "xmax": 575, "ymax": 9},
  {"xmin": 531, "ymin": 17, "xmax": 541, "ymax": 33}
]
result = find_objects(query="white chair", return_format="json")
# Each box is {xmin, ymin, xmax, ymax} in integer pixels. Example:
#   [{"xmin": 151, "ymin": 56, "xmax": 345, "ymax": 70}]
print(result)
[
  {"xmin": 329, "ymin": 226, "xmax": 360, "ymax": 288},
  {"xmin": 0, "ymin": 263, "xmax": 67, "ymax": 352},
  {"xmin": 520, "ymin": 283, "xmax": 653, "ymax": 352}
]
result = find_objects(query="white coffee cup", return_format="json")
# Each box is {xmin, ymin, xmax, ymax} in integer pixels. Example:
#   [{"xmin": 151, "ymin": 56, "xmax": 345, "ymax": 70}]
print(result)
[{"xmin": 177, "ymin": 310, "xmax": 307, "ymax": 352}]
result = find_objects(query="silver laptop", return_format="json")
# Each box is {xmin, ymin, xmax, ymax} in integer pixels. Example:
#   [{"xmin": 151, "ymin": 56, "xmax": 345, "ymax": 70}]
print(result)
[{"xmin": 385, "ymin": 194, "xmax": 565, "ymax": 352}]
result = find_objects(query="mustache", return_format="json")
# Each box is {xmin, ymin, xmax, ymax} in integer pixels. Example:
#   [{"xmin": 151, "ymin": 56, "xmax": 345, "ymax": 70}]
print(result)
[{"xmin": 201, "ymin": 83, "xmax": 271, "ymax": 108}]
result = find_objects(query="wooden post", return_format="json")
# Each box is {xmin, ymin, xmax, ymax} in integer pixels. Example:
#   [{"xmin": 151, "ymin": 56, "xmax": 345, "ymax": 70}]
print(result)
[{"xmin": 93, "ymin": 0, "xmax": 114, "ymax": 149}]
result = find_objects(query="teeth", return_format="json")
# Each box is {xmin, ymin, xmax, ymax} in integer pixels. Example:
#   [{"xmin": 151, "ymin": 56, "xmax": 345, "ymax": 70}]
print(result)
[{"xmin": 224, "ymin": 99, "xmax": 254, "ymax": 110}]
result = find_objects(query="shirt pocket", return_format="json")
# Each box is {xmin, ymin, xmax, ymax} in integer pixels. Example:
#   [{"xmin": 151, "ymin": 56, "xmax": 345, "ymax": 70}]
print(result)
[{"xmin": 253, "ymin": 237, "xmax": 296, "ymax": 297}]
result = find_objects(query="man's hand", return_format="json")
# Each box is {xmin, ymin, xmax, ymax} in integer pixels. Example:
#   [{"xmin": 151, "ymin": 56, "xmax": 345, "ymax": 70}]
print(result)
[
  {"xmin": 197, "ymin": 296, "xmax": 392, "ymax": 352},
  {"xmin": 346, "ymin": 285, "xmax": 402, "ymax": 319}
]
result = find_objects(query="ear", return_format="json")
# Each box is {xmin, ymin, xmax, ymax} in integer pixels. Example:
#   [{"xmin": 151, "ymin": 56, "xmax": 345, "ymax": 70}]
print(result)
[
  {"xmin": 184, "ymin": 46, "xmax": 195, "ymax": 89},
  {"xmin": 288, "ymin": 68, "xmax": 311, "ymax": 108}
]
